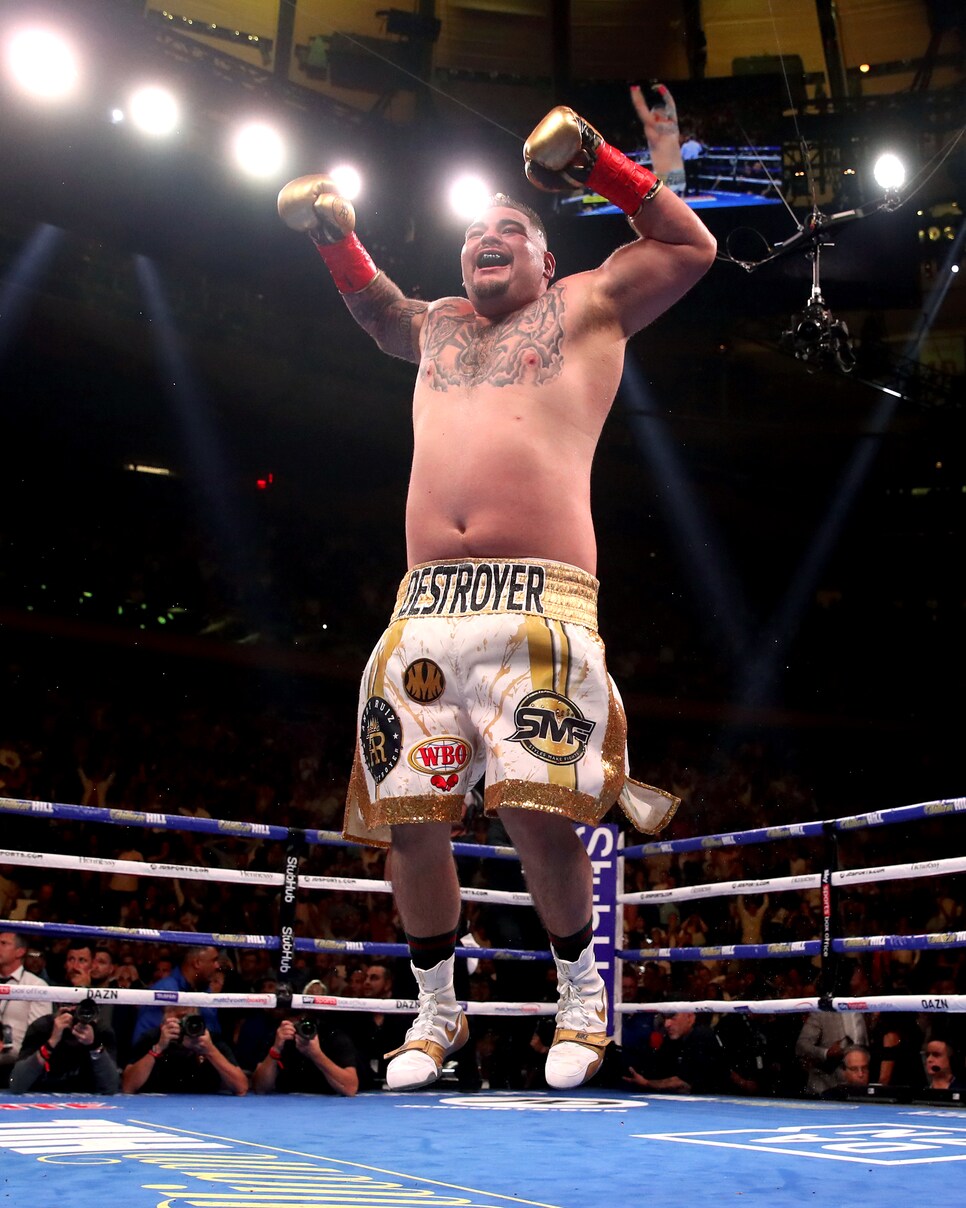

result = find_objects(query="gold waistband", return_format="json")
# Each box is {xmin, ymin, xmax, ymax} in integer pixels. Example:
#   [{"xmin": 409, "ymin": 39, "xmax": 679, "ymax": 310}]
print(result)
[{"xmin": 392, "ymin": 558, "xmax": 599, "ymax": 631}]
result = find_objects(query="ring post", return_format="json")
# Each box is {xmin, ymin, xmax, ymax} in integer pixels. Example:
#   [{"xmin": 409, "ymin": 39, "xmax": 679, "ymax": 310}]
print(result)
[
  {"xmin": 276, "ymin": 827, "xmax": 304, "ymax": 1006},
  {"xmin": 818, "ymin": 818, "xmax": 839, "ymax": 1009},
  {"xmin": 576, "ymin": 823, "xmax": 621, "ymax": 1042}
]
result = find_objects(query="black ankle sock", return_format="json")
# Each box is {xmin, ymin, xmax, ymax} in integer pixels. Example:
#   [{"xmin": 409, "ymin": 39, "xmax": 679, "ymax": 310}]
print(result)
[
  {"xmin": 548, "ymin": 920, "xmax": 593, "ymax": 963},
  {"xmin": 406, "ymin": 927, "xmax": 458, "ymax": 970}
]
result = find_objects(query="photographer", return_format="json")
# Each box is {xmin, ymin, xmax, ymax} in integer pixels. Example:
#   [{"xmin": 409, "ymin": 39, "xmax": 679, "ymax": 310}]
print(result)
[
  {"xmin": 252, "ymin": 1012, "xmax": 361, "ymax": 1097},
  {"xmin": 121, "ymin": 1006, "xmax": 248, "ymax": 1095},
  {"xmin": 11, "ymin": 998, "xmax": 119, "ymax": 1094}
]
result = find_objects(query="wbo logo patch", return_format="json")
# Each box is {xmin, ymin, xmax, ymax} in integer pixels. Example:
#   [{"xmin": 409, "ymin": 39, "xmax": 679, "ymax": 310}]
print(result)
[
  {"xmin": 407, "ymin": 737, "xmax": 472, "ymax": 792},
  {"xmin": 361, "ymin": 696, "xmax": 401, "ymax": 784},
  {"xmin": 508, "ymin": 690, "xmax": 596, "ymax": 766},
  {"xmin": 403, "ymin": 658, "xmax": 445, "ymax": 703}
]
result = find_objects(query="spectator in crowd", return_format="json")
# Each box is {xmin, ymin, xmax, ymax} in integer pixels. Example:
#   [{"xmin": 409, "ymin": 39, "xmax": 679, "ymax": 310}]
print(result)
[
  {"xmin": 679, "ymin": 130, "xmax": 704, "ymax": 195},
  {"xmin": 623, "ymin": 1011, "xmax": 727, "ymax": 1094},
  {"xmin": 252, "ymin": 986, "xmax": 361, "ymax": 1096},
  {"xmin": 91, "ymin": 946, "xmax": 117, "ymax": 988},
  {"xmin": 131, "ymin": 944, "xmax": 220, "ymax": 1044},
  {"xmin": 0, "ymin": 930, "xmax": 52, "ymax": 1088},
  {"xmin": 630, "ymin": 81, "xmax": 686, "ymax": 195},
  {"xmin": 869, "ymin": 1012, "xmax": 925, "ymax": 1089},
  {"xmin": 715, "ymin": 1009, "xmax": 772, "ymax": 1095},
  {"xmin": 796, "ymin": 1010, "xmax": 870, "ymax": 1096},
  {"xmin": 349, "ymin": 962, "xmax": 408, "ymax": 1088},
  {"xmin": 10, "ymin": 998, "xmax": 119, "ymax": 1095},
  {"xmin": 122, "ymin": 1006, "xmax": 248, "ymax": 1095},
  {"xmin": 795, "ymin": 962, "xmax": 870, "ymax": 1096},
  {"xmin": 923, "ymin": 1038, "xmax": 964, "ymax": 1091},
  {"xmin": 63, "ymin": 941, "xmax": 94, "ymax": 988},
  {"xmin": 840, "ymin": 1044, "xmax": 872, "ymax": 1089},
  {"xmin": 23, "ymin": 946, "xmax": 50, "ymax": 983}
]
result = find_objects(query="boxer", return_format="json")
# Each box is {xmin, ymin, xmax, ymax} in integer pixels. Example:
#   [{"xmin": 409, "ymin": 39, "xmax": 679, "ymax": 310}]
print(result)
[{"xmin": 279, "ymin": 104, "xmax": 716, "ymax": 1091}]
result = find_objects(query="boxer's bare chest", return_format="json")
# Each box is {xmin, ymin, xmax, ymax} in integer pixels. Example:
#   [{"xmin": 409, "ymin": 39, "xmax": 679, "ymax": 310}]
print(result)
[{"xmin": 419, "ymin": 290, "xmax": 567, "ymax": 390}]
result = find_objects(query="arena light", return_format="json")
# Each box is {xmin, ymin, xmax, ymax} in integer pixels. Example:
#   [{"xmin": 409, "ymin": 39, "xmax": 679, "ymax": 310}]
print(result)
[
  {"xmin": 5, "ymin": 26, "xmax": 80, "ymax": 102},
  {"xmin": 329, "ymin": 164, "xmax": 362, "ymax": 201},
  {"xmin": 873, "ymin": 151, "xmax": 906, "ymax": 192},
  {"xmin": 128, "ymin": 85, "xmax": 180, "ymax": 138},
  {"xmin": 448, "ymin": 173, "xmax": 491, "ymax": 221},
  {"xmin": 231, "ymin": 120, "xmax": 287, "ymax": 179}
]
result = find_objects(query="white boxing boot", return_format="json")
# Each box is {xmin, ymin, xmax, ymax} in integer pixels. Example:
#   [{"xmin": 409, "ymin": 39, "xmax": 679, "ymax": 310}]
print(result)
[
  {"xmin": 385, "ymin": 955, "xmax": 469, "ymax": 1091},
  {"xmin": 545, "ymin": 943, "xmax": 611, "ymax": 1089}
]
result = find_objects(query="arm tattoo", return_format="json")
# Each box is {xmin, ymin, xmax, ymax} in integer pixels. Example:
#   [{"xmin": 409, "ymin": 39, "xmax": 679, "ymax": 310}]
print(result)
[{"xmin": 343, "ymin": 273, "xmax": 426, "ymax": 363}]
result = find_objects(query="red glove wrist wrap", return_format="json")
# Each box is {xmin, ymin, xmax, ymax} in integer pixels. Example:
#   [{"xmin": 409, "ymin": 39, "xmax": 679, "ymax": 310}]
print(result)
[
  {"xmin": 586, "ymin": 142, "xmax": 660, "ymax": 215},
  {"xmin": 313, "ymin": 232, "xmax": 379, "ymax": 294}
]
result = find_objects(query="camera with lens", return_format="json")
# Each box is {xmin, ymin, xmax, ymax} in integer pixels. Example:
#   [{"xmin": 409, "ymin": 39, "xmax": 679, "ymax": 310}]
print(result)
[
  {"xmin": 781, "ymin": 298, "xmax": 855, "ymax": 373},
  {"xmin": 73, "ymin": 997, "xmax": 100, "ymax": 1026},
  {"xmin": 178, "ymin": 1013, "xmax": 206, "ymax": 1040},
  {"xmin": 294, "ymin": 1016, "xmax": 318, "ymax": 1041}
]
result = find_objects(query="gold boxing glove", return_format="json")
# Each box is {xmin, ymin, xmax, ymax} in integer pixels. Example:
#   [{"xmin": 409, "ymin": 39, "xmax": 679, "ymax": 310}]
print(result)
[
  {"xmin": 524, "ymin": 106, "xmax": 661, "ymax": 215},
  {"xmin": 277, "ymin": 175, "xmax": 356, "ymax": 245},
  {"xmin": 277, "ymin": 174, "xmax": 378, "ymax": 293}
]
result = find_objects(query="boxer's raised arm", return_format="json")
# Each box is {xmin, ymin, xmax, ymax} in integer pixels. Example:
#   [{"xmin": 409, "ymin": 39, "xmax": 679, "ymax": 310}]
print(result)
[
  {"xmin": 278, "ymin": 174, "xmax": 426, "ymax": 363},
  {"xmin": 524, "ymin": 107, "xmax": 716, "ymax": 337}
]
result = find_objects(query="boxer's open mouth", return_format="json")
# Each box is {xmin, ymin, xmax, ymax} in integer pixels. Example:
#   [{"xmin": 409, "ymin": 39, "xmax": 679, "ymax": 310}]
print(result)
[{"xmin": 477, "ymin": 250, "xmax": 511, "ymax": 268}]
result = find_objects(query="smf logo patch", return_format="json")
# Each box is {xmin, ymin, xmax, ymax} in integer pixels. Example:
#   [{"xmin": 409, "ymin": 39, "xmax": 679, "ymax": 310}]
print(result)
[
  {"xmin": 508, "ymin": 690, "xmax": 596, "ymax": 766},
  {"xmin": 361, "ymin": 696, "xmax": 401, "ymax": 785},
  {"xmin": 403, "ymin": 658, "xmax": 445, "ymax": 703},
  {"xmin": 407, "ymin": 737, "xmax": 472, "ymax": 792}
]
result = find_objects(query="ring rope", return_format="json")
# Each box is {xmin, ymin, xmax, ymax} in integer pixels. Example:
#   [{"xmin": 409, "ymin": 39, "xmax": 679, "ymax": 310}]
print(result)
[
  {"xmin": 0, "ymin": 983, "xmax": 556, "ymax": 1017},
  {"xmin": 0, "ymin": 797, "xmax": 521, "ymax": 861},
  {"xmin": 0, "ymin": 848, "xmax": 284, "ymax": 886},
  {"xmin": 619, "ymin": 930, "xmax": 966, "ymax": 963},
  {"xmin": 620, "ymin": 854, "xmax": 966, "ymax": 906},
  {"xmin": 621, "ymin": 796, "xmax": 966, "ymax": 859},
  {"xmin": 298, "ymin": 874, "xmax": 534, "ymax": 906},
  {"xmin": 0, "ymin": 918, "xmax": 552, "ymax": 962},
  {"xmin": 0, "ymin": 849, "xmax": 535, "ymax": 906},
  {"xmin": 618, "ymin": 993, "xmax": 966, "ymax": 1015}
]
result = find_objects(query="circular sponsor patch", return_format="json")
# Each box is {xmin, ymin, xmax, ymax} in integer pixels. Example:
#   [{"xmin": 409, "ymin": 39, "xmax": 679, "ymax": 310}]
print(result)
[
  {"xmin": 507, "ymin": 690, "xmax": 597, "ymax": 766},
  {"xmin": 406, "ymin": 735, "xmax": 473, "ymax": 778},
  {"xmin": 360, "ymin": 696, "xmax": 401, "ymax": 785},
  {"xmin": 403, "ymin": 658, "xmax": 445, "ymax": 703}
]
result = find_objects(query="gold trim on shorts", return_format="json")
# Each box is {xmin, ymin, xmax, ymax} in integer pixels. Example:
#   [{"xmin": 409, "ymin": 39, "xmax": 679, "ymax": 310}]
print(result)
[{"xmin": 392, "ymin": 557, "xmax": 599, "ymax": 632}]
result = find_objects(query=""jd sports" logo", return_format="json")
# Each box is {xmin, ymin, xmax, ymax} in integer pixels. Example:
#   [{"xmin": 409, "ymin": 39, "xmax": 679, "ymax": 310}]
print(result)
[{"xmin": 508, "ymin": 690, "xmax": 596, "ymax": 766}]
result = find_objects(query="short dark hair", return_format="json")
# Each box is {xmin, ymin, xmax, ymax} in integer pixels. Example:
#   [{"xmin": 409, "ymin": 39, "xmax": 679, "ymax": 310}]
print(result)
[{"xmin": 485, "ymin": 193, "xmax": 547, "ymax": 242}]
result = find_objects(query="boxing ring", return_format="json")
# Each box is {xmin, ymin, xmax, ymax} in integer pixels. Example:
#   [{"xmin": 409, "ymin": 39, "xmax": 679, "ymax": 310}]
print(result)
[{"xmin": 2, "ymin": 792, "xmax": 966, "ymax": 1207}]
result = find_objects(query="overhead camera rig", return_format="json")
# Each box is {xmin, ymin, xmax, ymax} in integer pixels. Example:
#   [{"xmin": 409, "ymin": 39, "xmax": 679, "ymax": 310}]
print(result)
[
  {"xmin": 727, "ymin": 185, "xmax": 906, "ymax": 376},
  {"xmin": 778, "ymin": 210, "xmax": 858, "ymax": 374}
]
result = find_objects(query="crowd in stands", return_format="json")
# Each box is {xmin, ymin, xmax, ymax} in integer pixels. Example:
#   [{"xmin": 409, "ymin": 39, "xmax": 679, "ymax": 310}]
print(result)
[
  {"xmin": 0, "ymin": 653, "xmax": 963, "ymax": 1101},
  {"xmin": 2, "ymin": 929, "xmax": 964, "ymax": 1101}
]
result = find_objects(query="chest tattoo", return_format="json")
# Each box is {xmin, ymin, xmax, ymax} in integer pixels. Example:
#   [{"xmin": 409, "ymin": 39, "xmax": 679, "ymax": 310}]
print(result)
[{"xmin": 422, "ymin": 291, "xmax": 566, "ymax": 389}]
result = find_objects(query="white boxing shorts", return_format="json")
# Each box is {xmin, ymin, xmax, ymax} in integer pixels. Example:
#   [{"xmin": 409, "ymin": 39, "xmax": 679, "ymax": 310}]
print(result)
[{"xmin": 344, "ymin": 558, "xmax": 678, "ymax": 848}]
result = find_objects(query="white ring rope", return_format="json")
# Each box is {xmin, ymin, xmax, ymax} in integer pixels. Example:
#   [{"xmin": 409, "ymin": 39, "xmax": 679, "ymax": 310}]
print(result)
[
  {"xmin": 0, "ymin": 983, "xmax": 555, "ymax": 1017},
  {"xmin": 0, "ymin": 849, "xmax": 535, "ymax": 906},
  {"xmin": 619, "ymin": 854, "xmax": 966, "ymax": 906},
  {"xmin": 619, "ymin": 993, "xmax": 966, "ymax": 1015},
  {"xmin": 299, "ymin": 874, "xmax": 533, "ymax": 906},
  {"xmin": 0, "ymin": 848, "xmax": 283, "ymax": 886}
]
